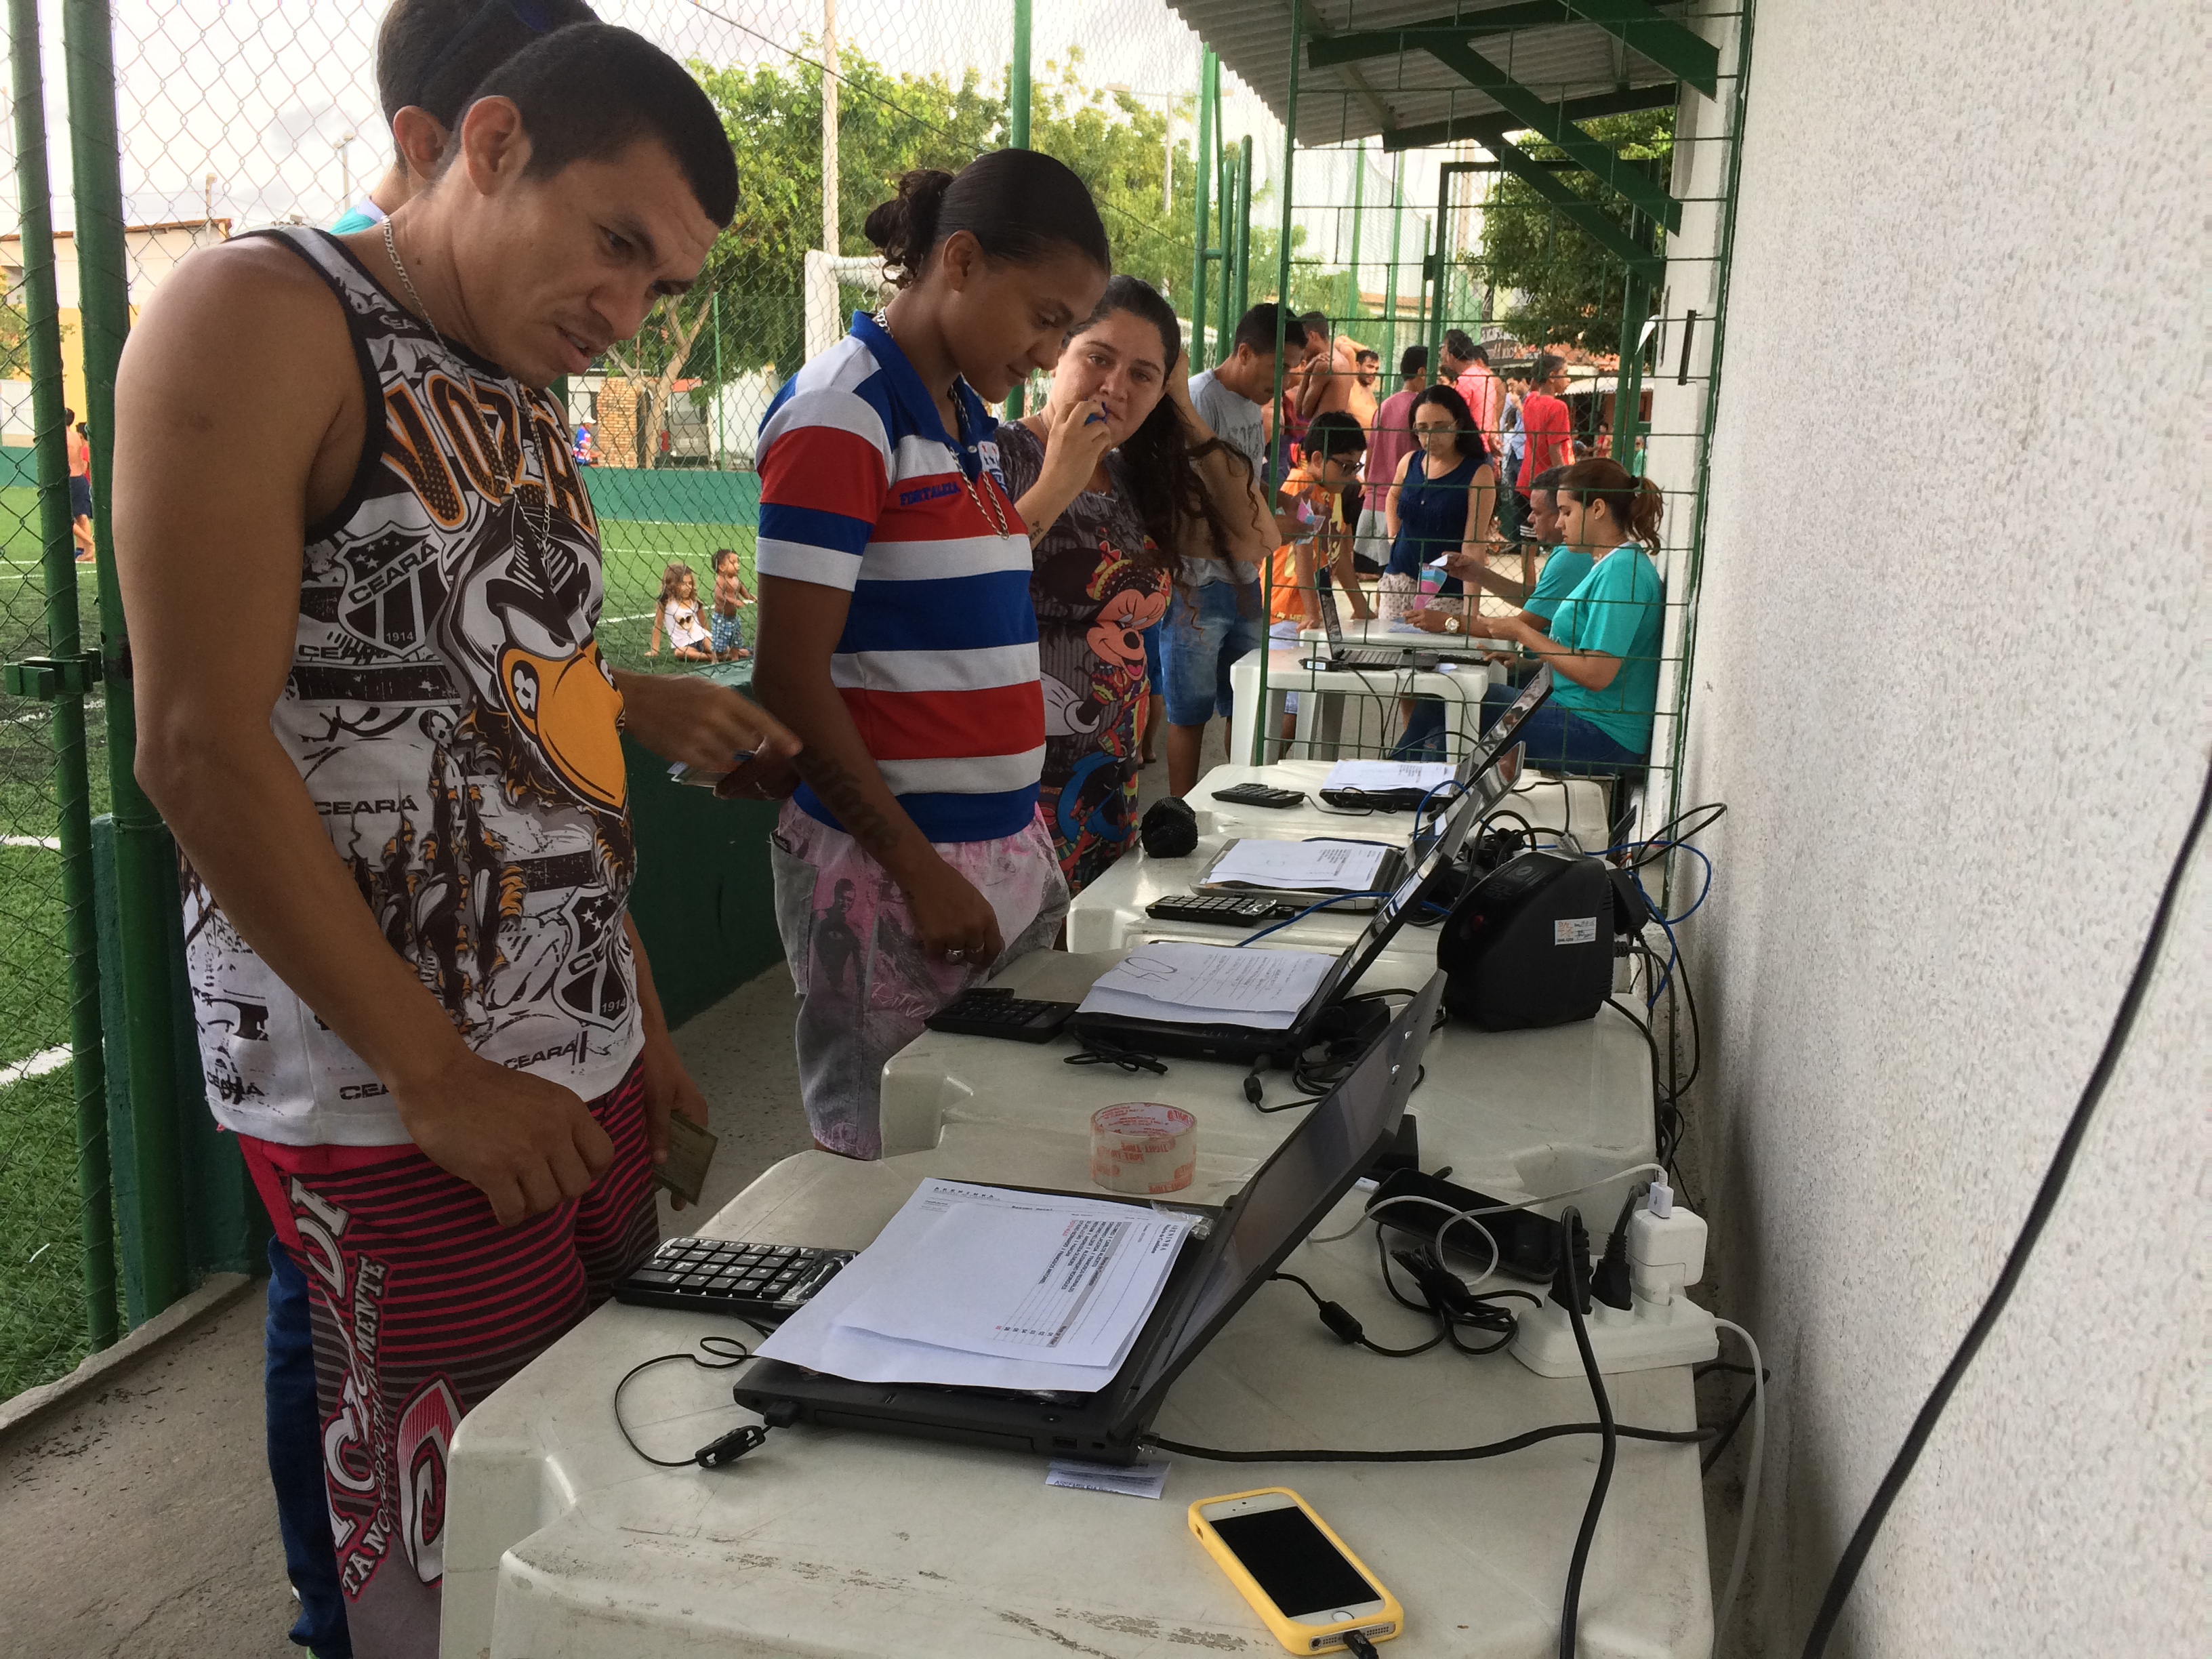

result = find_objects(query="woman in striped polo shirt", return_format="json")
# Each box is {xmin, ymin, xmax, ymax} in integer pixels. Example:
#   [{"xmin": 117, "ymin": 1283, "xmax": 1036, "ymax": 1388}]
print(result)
[{"xmin": 750, "ymin": 152, "xmax": 1111, "ymax": 1158}]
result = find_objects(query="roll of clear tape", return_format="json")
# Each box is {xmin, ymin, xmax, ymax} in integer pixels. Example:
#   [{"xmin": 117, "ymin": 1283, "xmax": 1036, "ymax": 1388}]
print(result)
[{"xmin": 1089, "ymin": 1103, "xmax": 1197, "ymax": 1195}]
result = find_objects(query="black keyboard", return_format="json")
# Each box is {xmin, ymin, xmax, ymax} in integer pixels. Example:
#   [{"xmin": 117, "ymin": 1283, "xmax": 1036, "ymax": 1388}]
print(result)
[
  {"xmin": 924, "ymin": 987, "xmax": 1078, "ymax": 1042},
  {"xmin": 1146, "ymin": 892, "xmax": 1294, "ymax": 925},
  {"xmin": 613, "ymin": 1237, "xmax": 855, "ymax": 1321}
]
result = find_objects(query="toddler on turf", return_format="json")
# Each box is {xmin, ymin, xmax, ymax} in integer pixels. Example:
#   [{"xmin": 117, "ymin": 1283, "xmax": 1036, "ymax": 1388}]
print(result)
[{"xmin": 711, "ymin": 547, "xmax": 753, "ymax": 661}]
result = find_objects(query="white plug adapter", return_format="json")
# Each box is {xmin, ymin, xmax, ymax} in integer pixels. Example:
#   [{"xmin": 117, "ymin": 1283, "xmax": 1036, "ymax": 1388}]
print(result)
[{"xmin": 1510, "ymin": 1193, "xmax": 1717, "ymax": 1378}]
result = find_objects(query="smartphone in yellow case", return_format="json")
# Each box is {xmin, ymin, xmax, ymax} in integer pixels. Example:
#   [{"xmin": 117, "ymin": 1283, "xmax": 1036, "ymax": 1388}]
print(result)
[{"xmin": 1189, "ymin": 1488, "xmax": 1403, "ymax": 1654}]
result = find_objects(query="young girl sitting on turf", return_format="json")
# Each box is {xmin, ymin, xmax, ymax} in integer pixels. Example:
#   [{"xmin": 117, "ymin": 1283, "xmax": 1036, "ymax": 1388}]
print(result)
[
  {"xmin": 647, "ymin": 562, "xmax": 712, "ymax": 661},
  {"xmin": 710, "ymin": 548, "xmax": 754, "ymax": 661}
]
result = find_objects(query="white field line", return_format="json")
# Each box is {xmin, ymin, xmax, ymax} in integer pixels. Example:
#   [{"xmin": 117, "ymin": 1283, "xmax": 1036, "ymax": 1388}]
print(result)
[
  {"xmin": 0, "ymin": 1045, "xmax": 70, "ymax": 1088},
  {"xmin": 1, "ymin": 835, "xmax": 60, "ymax": 849}
]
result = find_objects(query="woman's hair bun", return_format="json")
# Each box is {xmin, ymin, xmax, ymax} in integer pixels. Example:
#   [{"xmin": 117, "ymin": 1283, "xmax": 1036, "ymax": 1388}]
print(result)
[{"xmin": 863, "ymin": 169, "xmax": 955, "ymax": 286}]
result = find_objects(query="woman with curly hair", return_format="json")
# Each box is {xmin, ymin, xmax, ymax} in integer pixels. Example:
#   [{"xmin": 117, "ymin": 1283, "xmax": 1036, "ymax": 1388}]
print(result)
[{"xmin": 996, "ymin": 274, "xmax": 1271, "ymax": 890}]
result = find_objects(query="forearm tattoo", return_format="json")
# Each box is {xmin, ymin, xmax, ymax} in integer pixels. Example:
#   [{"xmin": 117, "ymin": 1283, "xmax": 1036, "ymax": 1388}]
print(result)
[{"xmin": 793, "ymin": 743, "xmax": 907, "ymax": 861}]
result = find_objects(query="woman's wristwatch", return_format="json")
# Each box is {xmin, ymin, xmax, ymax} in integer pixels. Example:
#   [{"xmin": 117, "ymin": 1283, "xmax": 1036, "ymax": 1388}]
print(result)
[{"xmin": 1443, "ymin": 615, "xmax": 1462, "ymax": 634}]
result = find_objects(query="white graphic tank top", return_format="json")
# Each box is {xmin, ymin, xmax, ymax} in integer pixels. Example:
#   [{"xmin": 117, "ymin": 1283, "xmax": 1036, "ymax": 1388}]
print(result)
[{"xmin": 184, "ymin": 228, "xmax": 641, "ymax": 1145}]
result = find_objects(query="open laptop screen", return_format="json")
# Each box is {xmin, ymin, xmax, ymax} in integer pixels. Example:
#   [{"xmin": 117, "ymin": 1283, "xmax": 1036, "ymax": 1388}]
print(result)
[{"xmin": 1126, "ymin": 975, "xmax": 1443, "ymax": 1416}]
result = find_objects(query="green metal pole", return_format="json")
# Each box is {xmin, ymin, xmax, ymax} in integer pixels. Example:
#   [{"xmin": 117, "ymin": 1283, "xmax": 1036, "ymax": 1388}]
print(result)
[
  {"xmin": 712, "ymin": 291, "xmax": 726, "ymax": 469},
  {"xmin": 1428, "ymin": 168, "xmax": 1452, "ymax": 384},
  {"xmin": 1004, "ymin": 0, "xmax": 1032, "ymax": 416},
  {"xmin": 64, "ymin": 0, "xmax": 190, "ymax": 1318},
  {"xmin": 1258, "ymin": 4, "xmax": 1301, "ymax": 769},
  {"xmin": 1212, "ymin": 85, "xmax": 1233, "ymax": 367},
  {"xmin": 1381, "ymin": 152, "xmax": 1404, "ymax": 369},
  {"xmin": 1008, "ymin": 0, "xmax": 1031, "ymax": 147},
  {"xmin": 1187, "ymin": 47, "xmax": 1213, "ymax": 367},
  {"xmin": 1345, "ymin": 144, "xmax": 1365, "ymax": 319},
  {"xmin": 10, "ymin": 0, "xmax": 117, "ymax": 1353},
  {"xmin": 1234, "ymin": 136, "xmax": 1254, "ymax": 325}
]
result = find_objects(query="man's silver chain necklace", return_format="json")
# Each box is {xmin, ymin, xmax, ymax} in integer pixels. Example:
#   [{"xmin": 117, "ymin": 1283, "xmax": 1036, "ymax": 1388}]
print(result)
[
  {"xmin": 385, "ymin": 218, "xmax": 552, "ymax": 552},
  {"xmin": 873, "ymin": 305, "xmax": 1009, "ymax": 539}
]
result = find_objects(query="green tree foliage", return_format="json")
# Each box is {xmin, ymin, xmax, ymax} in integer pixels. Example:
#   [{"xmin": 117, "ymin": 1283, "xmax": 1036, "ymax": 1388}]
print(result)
[
  {"xmin": 1474, "ymin": 110, "xmax": 1672, "ymax": 352},
  {"xmin": 680, "ymin": 47, "xmax": 1204, "ymax": 384},
  {"xmin": 658, "ymin": 45, "xmax": 1332, "ymax": 395}
]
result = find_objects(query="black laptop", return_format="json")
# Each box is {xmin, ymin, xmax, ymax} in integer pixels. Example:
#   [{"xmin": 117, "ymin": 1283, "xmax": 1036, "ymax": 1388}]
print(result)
[
  {"xmin": 1315, "ymin": 579, "xmax": 1440, "ymax": 670},
  {"xmin": 731, "ymin": 975, "xmax": 1443, "ymax": 1465},
  {"xmin": 1064, "ymin": 770, "xmax": 1497, "ymax": 1067},
  {"xmin": 1317, "ymin": 663, "xmax": 1555, "ymax": 811}
]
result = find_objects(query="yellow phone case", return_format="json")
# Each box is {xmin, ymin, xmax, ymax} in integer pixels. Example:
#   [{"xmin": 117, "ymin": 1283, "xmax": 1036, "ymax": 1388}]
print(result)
[{"xmin": 1188, "ymin": 1487, "xmax": 1404, "ymax": 1654}]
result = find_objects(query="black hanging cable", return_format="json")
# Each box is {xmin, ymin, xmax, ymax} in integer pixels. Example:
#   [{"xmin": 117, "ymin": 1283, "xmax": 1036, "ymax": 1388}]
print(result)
[
  {"xmin": 1557, "ymin": 1208, "xmax": 1616, "ymax": 1659},
  {"xmin": 1141, "ymin": 1420, "xmax": 1707, "ymax": 1463},
  {"xmin": 1799, "ymin": 756, "xmax": 2209, "ymax": 1659}
]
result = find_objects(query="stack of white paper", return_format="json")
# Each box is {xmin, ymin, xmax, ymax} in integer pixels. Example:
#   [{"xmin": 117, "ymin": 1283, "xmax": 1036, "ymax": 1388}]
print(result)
[
  {"xmin": 1322, "ymin": 758, "xmax": 1456, "ymax": 794},
  {"xmin": 1074, "ymin": 940, "xmax": 1334, "ymax": 1029},
  {"xmin": 755, "ymin": 1180, "xmax": 1196, "ymax": 1392},
  {"xmin": 1207, "ymin": 838, "xmax": 1389, "ymax": 892}
]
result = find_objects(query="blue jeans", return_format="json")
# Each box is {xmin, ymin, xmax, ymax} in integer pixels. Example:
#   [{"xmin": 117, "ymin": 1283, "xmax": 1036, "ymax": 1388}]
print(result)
[
  {"xmin": 1141, "ymin": 619, "xmax": 1162, "ymax": 687},
  {"xmin": 1161, "ymin": 580, "xmax": 1265, "ymax": 726},
  {"xmin": 267, "ymin": 1235, "xmax": 351, "ymax": 1657},
  {"xmin": 1394, "ymin": 678, "xmax": 1647, "ymax": 775}
]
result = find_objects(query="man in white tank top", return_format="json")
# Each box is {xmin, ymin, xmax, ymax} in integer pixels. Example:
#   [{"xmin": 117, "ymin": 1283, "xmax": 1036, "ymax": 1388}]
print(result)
[{"xmin": 111, "ymin": 25, "xmax": 794, "ymax": 1655}]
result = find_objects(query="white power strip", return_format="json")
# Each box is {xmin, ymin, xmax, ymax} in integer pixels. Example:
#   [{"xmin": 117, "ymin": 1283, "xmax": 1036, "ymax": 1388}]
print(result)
[
  {"xmin": 1510, "ymin": 1287, "xmax": 1718, "ymax": 1377},
  {"xmin": 1511, "ymin": 1184, "xmax": 1719, "ymax": 1377}
]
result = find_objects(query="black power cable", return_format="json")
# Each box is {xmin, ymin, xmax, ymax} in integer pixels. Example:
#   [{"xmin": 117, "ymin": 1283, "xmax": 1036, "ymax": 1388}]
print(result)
[
  {"xmin": 1799, "ymin": 756, "xmax": 2209, "ymax": 1658},
  {"xmin": 1141, "ymin": 1420, "xmax": 1706, "ymax": 1464},
  {"xmin": 1556, "ymin": 1208, "xmax": 1615, "ymax": 1659}
]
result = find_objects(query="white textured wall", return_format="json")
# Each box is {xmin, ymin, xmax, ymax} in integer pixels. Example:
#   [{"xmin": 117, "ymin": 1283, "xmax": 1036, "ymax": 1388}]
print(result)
[{"xmin": 1676, "ymin": 1, "xmax": 2208, "ymax": 1654}]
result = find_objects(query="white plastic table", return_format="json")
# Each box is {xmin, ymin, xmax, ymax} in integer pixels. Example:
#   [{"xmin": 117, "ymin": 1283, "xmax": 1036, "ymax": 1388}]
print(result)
[
  {"xmin": 442, "ymin": 1148, "xmax": 1709, "ymax": 1659},
  {"xmin": 1071, "ymin": 764, "xmax": 1614, "ymax": 956},
  {"xmin": 876, "ymin": 948, "xmax": 1659, "ymax": 1209},
  {"xmin": 1228, "ymin": 648, "xmax": 1502, "ymax": 769}
]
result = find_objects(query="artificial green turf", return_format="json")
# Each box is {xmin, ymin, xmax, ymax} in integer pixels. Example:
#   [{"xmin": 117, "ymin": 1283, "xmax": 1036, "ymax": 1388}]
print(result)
[{"xmin": 0, "ymin": 1063, "xmax": 95, "ymax": 1400}]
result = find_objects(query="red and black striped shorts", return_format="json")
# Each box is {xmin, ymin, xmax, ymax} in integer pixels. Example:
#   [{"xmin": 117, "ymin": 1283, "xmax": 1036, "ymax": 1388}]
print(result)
[{"xmin": 240, "ymin": 1060, "xmax": 657, "ymax": 1658}]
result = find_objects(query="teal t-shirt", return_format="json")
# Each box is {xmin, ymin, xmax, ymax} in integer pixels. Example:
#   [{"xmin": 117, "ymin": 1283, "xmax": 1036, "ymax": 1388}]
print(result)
[
  {"xmin": 1549, "ymin": 544, "xmax": 1664, "ymax": 753},
  {"xmin": 1521, "ymin": 545, "xmax": 1595, "ymax": 623},
  {"xmin": 329, "ymin": 203, "xmax": 382, "ymax": 235}
]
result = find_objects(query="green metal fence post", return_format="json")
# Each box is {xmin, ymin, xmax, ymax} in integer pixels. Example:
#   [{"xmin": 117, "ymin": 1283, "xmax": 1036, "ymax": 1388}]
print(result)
[
  {"xmin": 64, "ymin": 0, "xmax": 190, "ymax": 1318},
  {"xmin": 1004, "ymin": 0, "xmax": 1031, "ymax": 415},
  {"xmin": 1187, "ymin": 47, "xmax": 1213, "ymax": 363},
  {"xmin": 1234, "ymin": 136, "xmax": 1253, "ymax": 324},
  {"xmin": 9, "ymin": 0, "xmax": 117, "ymax": 1353},
  {"xmin": 1381, "ymin": 152, "xmax": 1404, "ymax": 367},
  {"xmin": 711, "ymin": 291, "xmax": 726, "ymax": 468},
  {"xmin": 1345, "ymin": 144, "xmax": 1365, "ymax": 319},
  {"xmin": 1427, "ymin": 167, "xmax": 1452, "ymax": 380},
  {"xmin": 1007, "ymin": 0, "xmax": 1031, "ymax": 146},
  {"xmin": 1212, "ymin": 91, "xmax": 1233, "ymax": 365},
  {"xmin": 1258, "ymin": 1, "xmax": 1301, "ymax": 766}
]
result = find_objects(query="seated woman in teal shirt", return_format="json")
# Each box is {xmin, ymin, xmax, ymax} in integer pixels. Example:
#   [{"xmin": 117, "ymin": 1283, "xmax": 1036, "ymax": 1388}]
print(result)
[{"xmin": 1472, "ymin": 458, "xmax": 1666, "ymax": 775}]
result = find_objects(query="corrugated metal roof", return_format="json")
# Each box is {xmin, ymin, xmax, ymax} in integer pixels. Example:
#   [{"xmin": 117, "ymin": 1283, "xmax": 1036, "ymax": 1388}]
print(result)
[{"xmin": 1164, "ymin": 0, "xmax": 1681, "ymax": 148}]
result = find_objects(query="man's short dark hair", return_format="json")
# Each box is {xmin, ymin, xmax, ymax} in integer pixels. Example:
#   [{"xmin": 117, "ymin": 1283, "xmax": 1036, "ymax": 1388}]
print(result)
[
  {"xmin": 1300, "ymin": 309, "xmax": 1331, "ymax": 340},
  {"xmin": 1534, "ymin": 350, "xmax": 1567, "ymax": 383},
  {"xmin": 468, "ymin": 24, "xmax": 739, "ymax": 225},
  {"xmin": 1305, "ymin": 408, "xmax": 1367, "ymax": 459},
  {"xmin": 1530, "ymin": 464, "xmax": 1568, "ymax": 495},
  {"xmin": 1355, "ymin": 348, "xmax": 1378, "ymax": 366},
  {"xmin": 377, "ymin": 0, "xmax": 598, "ymax": 136},
  {"xmin": 1398, "ymin": 345, "xmax": 1427, "ymax": 378},
  {"xmin": 1233, "ymin": 302, "xmax": 1305, "ymax": 358},
  {"xmin": 1467, "ymin": 342, "xmax": 1490, "ymax": 365},
  {"xmin": 1442, "ymin": 328, "xmax": 1477, "ymax": 365}
]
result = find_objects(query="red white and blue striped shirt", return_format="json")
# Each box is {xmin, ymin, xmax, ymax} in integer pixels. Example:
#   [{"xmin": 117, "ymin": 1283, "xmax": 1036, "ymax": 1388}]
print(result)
[{"xmin": 756, "ymin": 312, "xmax": 1042, "ymax": 842}]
